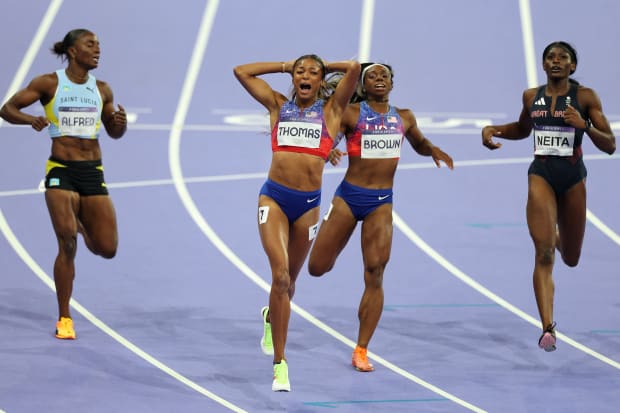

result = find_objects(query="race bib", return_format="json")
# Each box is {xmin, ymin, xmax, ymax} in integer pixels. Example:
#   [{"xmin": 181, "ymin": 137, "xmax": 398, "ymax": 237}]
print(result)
[
  {"xmin": 276, "ymin": 121, "xmax": 321, "ymax": 148},
  {"xmin": 59, "ymin": 106, "xmax": 98, "ymax": 137},
  {"xmin": 361, "ymin": 132, "xmax": 403, "ymax": 158},
  {"xmin": 533, "ymin": 125, "xmax": 575, "ymax": 156}
]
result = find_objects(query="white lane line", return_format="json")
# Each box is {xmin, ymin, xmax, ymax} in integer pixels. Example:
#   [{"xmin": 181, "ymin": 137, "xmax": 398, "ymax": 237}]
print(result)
[
  {"xmin": 3, "ymin": 155, "xmax": 619, "ymax": 248},
  {"xmin": 393, "ymin": 211, "xmax": 620, "ymax": 370},
  {"xmin": 0, "ymin": 1, "xmax": 247, "ymax": 411},
  {"xmin": 395, "ymin": 4, "xmax": 619, "ymax": 372},
  {"xmin": 3, "ymin": 153, "xmax": 618, "ymax": 196},
  {"xmin": 358, "ymin": 0, "xmax": 375, "ymax": 61},
  {"xmin": 167, "ymin": 3, "xmax": 486, "ymax": 411},
  {"xmin": 587, "ymin": 209, "xmax": 620, "ymax": 246},
  {"xmin": 170, "ymin": 173, "xmax": 489, "ymax": 409},
  {"xmin": 149, "ymin": 0, "xmax": 250, "ymax": 410},
  {"xmin": 519, "ymin": 0, "xmax": 538, "ymax": 89},
  {"xmin": 0, "ymin": 209, "xmax": 248, "ymax": 411},
  {"xmin": 519, "ymin": 0, "xmax": 617, "ymax": 250},
  {"xmin": 0, "ymin": 0, "xmax": 63, "ymax": 128}
]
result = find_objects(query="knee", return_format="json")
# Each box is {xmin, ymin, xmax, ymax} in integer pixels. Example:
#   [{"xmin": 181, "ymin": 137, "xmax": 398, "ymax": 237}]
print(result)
[
  {"xmin": 535, "ymin": 246, "xmax": 555, "ymax": 266},
  {"xmin": 561, "ymin": 252, "xmax": 580, "ymax": 267},
  {"xmin": 556, "ymin": 233, "xmax": 581, "ymax": 267},
  {"xmin": 271, "ymin": 268, "xmax": 291, "ymax": 294},
  {"xmin": 92, "ymin": 242, "xmax": 117, "ymax": 259},
  {"xmin": 90, "ymin": 237, "xmax": 118, "ymax": 259},
  {"xmin": 99, "ymin": 248, "xmax": 117, "ymax": 259},
  {"xmin": 308, "ymin": 260, "xmax": 331, "ymax": 277},
  {"xmin": 58, "ymin": 235, "xmax": 78, "ymax": 258},
  {"xmin": 364, "ymin": 264, "xmax": 384, "ymax": 288}
]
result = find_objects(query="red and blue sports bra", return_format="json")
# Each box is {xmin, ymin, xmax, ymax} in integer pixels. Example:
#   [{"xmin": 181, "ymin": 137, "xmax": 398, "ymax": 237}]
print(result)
[{"xmin": 271, "ymin": 99, "xmax": 333, "ymax": 160}]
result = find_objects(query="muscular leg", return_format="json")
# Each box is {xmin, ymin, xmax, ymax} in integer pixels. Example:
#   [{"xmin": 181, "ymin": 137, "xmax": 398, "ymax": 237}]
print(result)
[
  {"xmin": 78, "ymin": 195, "xmax": 118, "ymax": 258},
  {"xmin": 526, "ymin": 175, "xmax": 558, "ymax": 330},
  {"xmin": 556, "ymin": 180, "xmax": 586, "ymax": 267},
  {"xmin": 288, "ymin": 207, "xmax": 320, "ymax": 299},
  {"xmin": 45, "ymin": 189, "xmax": 80, "ymax": 319},
  {"xmin": 356, "ymin": 204, "xmax": 392, "ymax": 348},
  {"xmin": 257, "ymin": 196, "xmax": 298, "ymax": 363},
  {"xmin": 308, "ymin": 197, "xmax": 357, "ymax": 277}
]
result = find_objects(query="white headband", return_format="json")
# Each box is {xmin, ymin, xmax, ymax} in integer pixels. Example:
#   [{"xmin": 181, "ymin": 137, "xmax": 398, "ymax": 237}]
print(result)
[
  {"xmin": 361, "ymin": 64, "xmax": 391, "ymax": 81},
  {"xmin": 357, "ymin": 64, "xmax": 392, "ymax": 96}
]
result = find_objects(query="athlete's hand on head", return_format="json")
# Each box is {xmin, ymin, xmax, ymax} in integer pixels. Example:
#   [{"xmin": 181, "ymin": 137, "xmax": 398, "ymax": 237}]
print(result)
[
  {"xmin": 283, "ymin": 59, "xmax": 296, "ymax": 74},
  {"xmin": 31, "ymin": 116, "xmax": 49, "ymax": 132},
  {"xmin": 111, "ymin": 104, "xmax": 127, "ymax": 126},
  {"xmin": 481, "ymin": 126, "xmax": 503, "ymax": 150}
]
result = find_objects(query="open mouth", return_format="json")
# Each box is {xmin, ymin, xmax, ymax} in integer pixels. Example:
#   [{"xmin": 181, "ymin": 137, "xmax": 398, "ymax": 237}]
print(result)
[{"xmin": 300, "ymin": 83, "xmax": 311, "ymax": 90}]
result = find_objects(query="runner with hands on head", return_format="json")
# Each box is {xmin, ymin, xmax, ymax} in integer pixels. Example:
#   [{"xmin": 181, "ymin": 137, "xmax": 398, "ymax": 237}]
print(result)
[{"xmin": 234, "ymin": 55, "xmax": 360, "ymax": 391}]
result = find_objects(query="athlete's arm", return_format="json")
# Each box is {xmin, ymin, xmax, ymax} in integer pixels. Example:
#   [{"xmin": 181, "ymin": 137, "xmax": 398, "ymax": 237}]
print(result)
[
  {"xmin": 98, "ymin": 80, "xmax": 127, "ymax": 139},
  {"xmin": 579, "ymin": 87, "xmax": 616, "ymax": 154},
  {"xmin": 482, "ymin": 88, "xmax": 535, "ymax": 149},
  {"xmin": 233, "ymin": 62, "xmax": 289, "ymax": 121},
  {"xmin": 402, "ymin": 108, "xmax": 453, "ymax": 169},
  {"xmin": 0, "ymin": 74, "xmax": 54, "ymax": 131}
]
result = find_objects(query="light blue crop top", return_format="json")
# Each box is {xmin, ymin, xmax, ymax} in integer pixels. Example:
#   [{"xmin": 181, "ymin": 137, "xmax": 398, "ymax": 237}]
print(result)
[{"xmin": 44, "ymin": 69, "xmax": 103, "ymax": 139}]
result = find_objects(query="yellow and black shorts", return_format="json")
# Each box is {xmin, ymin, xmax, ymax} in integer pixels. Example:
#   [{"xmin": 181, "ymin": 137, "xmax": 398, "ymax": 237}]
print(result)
[{"xmin": 44, "ymin": 157, "xmax": 109, "ymax": 196}]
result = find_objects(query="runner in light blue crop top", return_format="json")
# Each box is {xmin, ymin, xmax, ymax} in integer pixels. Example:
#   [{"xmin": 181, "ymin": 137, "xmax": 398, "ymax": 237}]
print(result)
[{"xmin": 44, "ymin": 69, "xmax": 103, "ymax": 139}]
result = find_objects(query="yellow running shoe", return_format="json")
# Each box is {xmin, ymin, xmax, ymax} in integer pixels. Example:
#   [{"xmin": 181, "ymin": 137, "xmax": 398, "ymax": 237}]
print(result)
[
  {"xmin": 352, "ymin": 346, "xmax": 374, "ymax": 372},
  {"xmin": 55, "ymin": 317, "xmax": 76, "ymax": 340},
  {"xmin": 260, "ymin": 306, "xmax": 273, "ymax": 355},
  {"xmin": 272, "ymin": 360, "xmax": 291, "ymax": 392}
]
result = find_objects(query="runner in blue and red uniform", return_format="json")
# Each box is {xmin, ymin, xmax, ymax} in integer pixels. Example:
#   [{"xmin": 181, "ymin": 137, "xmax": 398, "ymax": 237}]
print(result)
[
  {"xmin": 0, "ymin": 29, "xmax": 127, "ymax": 341},
  {"xmin": 234, "ymin": 55, "xmax": 360, "ymax": 391},
  {"xmin": 482, "ymin": 41, "xmax": 616, "ymax": 352},
  {"xmin": 308, "ymin": 63, "xmax": 453, "ymax": 372}
]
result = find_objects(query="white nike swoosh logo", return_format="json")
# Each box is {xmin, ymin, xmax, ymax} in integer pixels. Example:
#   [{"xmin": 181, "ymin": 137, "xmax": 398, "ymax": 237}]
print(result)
[
  {"xmin": 366, "ymin": 116, "xmax": 378, "ymax": 121},
  {"xmin": 307, "ymin": 196, "xmax": 319, "ymax": 203},
  {"xmin": 378, "ymin": 195, "xmax": 391, "ymax": 200}
]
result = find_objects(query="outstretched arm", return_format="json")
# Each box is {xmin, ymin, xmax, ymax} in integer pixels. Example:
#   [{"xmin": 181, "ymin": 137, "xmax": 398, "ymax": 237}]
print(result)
[
  {"xmin": 401, "ymin": 108, "xmax": 453, "ymax": 169},
  {"xmin": 482, "ymin": 89, "xmax": 535, "ymax": 150}
]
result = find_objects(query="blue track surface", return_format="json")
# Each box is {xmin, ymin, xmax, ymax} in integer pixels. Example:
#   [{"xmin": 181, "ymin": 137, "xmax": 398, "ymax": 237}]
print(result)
[{"xmin": 1, "ymin": 1, "xmax": 619, "ymax": 412}]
